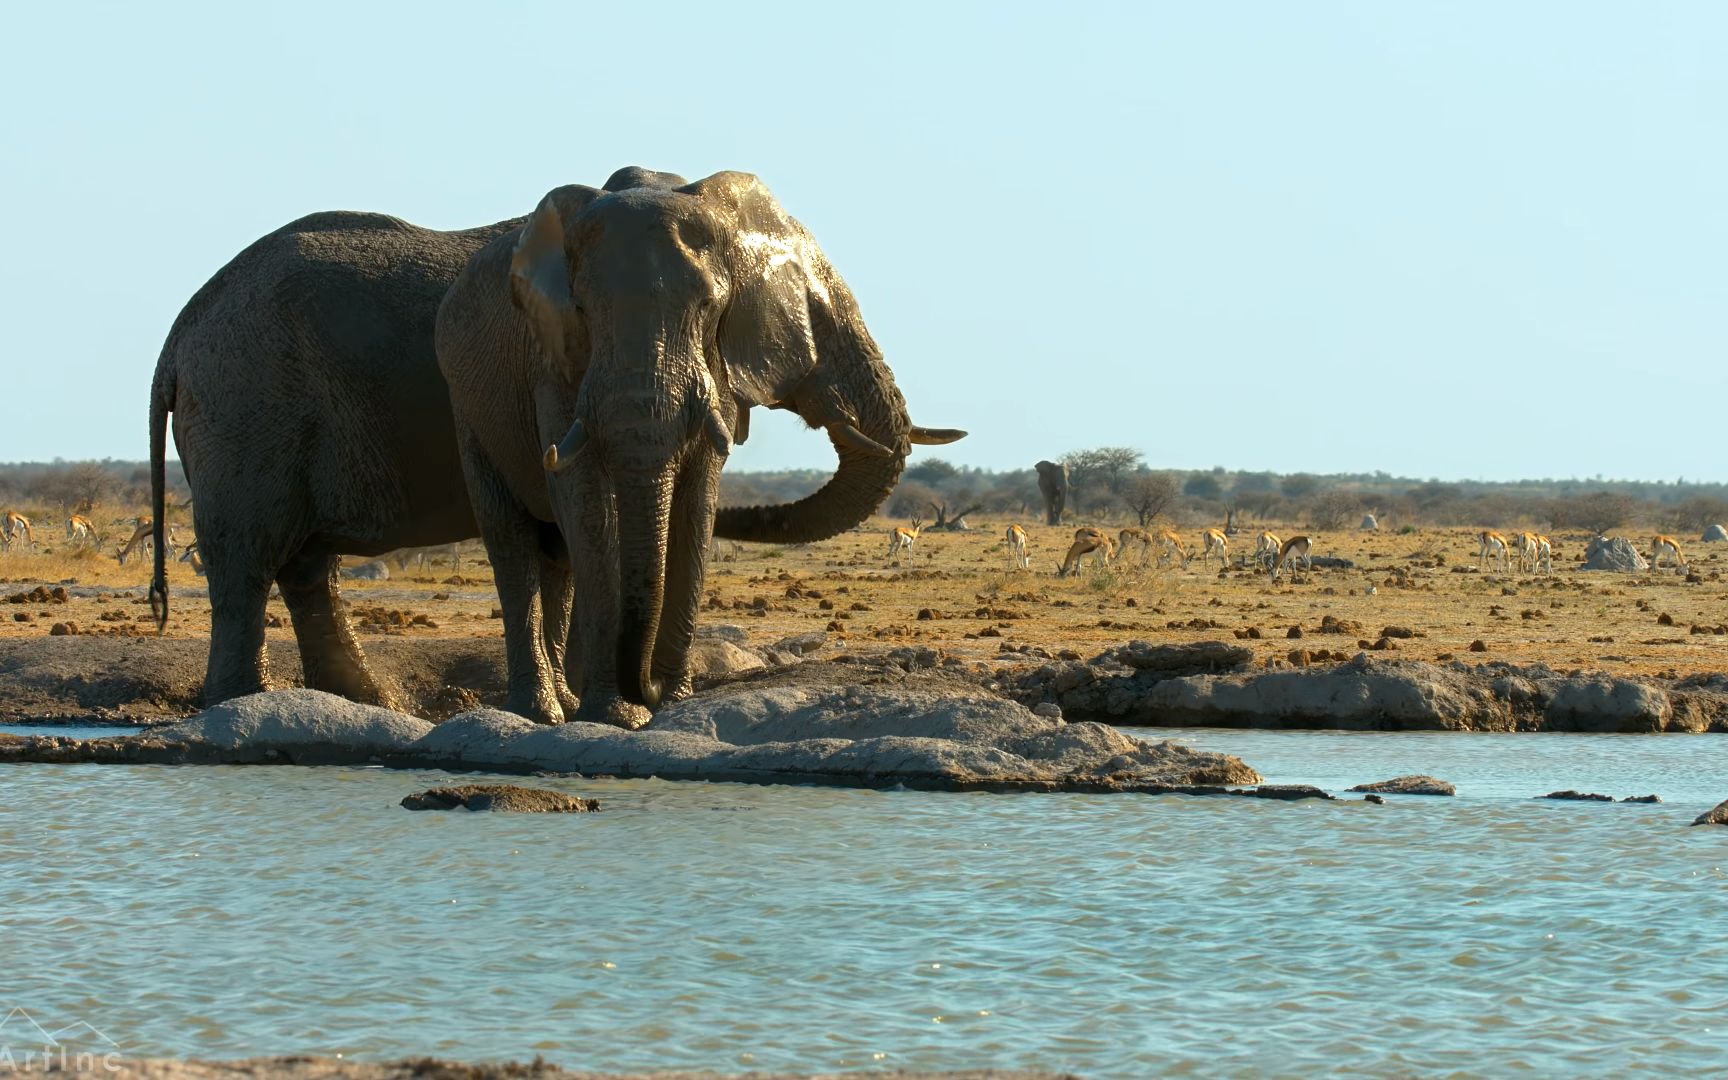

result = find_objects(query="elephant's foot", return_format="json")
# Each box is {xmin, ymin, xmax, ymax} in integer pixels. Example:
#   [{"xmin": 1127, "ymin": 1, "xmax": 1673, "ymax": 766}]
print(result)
[
  {"xmin": 307, "ymin": 661, "xmax": 400, "ymax": 712},
  {"xmin": 660, "ymin": 674, "xmax": 695, "ymax": 705},
  {"xmin": 503, "ymin": 687, "xmax": 567, "ymax": 726},
  {"xmin": 573, "ymin": 695, "xmax": 651, "ymax": 731}
]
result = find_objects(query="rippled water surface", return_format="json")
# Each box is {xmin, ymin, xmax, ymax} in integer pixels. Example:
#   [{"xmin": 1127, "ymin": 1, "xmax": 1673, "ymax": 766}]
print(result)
[{"xmin": 3, "ymin": 729, "xmax": 1726, "ymax": 1077}]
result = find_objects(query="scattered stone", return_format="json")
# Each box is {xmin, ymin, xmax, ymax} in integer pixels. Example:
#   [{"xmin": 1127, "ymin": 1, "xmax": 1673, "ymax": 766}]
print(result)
[
  {"xmin": 1620, "ymin": 794, "xmax": 1661, "ymax": 804},
  {"xmin": 1539, "ymin": 790, "xmax": 1614, "ymax": 802},
  {"xmin": 1691, "ymin": 799, "xmax": 1728, "ymax": 826},
  {"xmin": 401, "ymin": 784, "xmax": 598, "ymax": 813},
  {"xmin": 49, "ymin": 622, "xmax": 77, "ymax": 636},
  {"xmin": 1379, "ymin": 626, "xmax": 1419, "ymax": 639},
  {"xmin": 1363, "ymin": 793, "xmax": 1386, "ymax": 804},
  {"xmin": 1243, "ymin": 785, "xmax": 1335, "ymax": 801},
  {"xmin": 1287, "ymin": 625, "xmax": 1304, "ymax": 639},
  {"xmin": 1468, "ymin": 639, "xmax": 1487, "ymax": 652},
  {"xmin": 1350, "ymin": 775, "xmax": 1456, "ymax": 796}
]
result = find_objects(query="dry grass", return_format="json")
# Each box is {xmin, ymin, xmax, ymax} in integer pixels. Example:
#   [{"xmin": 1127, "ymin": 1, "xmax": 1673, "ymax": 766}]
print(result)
[{"xmin": 2, "ymin": 514, "xmax": 1724, "ymax": 677}]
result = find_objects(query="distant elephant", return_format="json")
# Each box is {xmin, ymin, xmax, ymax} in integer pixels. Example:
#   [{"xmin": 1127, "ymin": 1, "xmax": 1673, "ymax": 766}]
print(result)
[
  {"xmin": 438, "ymin": 168, "xmax": 965, "ymax": 726},
  {"xmin": 1035, "ymin": 460, "xmax": 1068, "ymax": 525},
  {"xmin": 147, "ymin": 209, "xmax": 580, "ymax": 709}
]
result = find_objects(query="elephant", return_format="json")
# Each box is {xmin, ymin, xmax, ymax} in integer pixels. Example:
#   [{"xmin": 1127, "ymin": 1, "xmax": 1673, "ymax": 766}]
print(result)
[
  {"xmin": 146, "ymin": 208, "xmax": 583, "ymax": 710},
  {"xmin": 437, "ymin": 167, "xmax": 965, "ymax": 727},
  {"xmin": 1035, "ymin": 460, "xmax": 1068, "ymax": 525}
]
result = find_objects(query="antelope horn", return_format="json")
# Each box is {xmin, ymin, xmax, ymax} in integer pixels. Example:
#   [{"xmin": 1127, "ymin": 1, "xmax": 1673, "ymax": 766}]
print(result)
[{"xmin": 542, "ymin": 420, "xmax": 587, "ymax": 473}]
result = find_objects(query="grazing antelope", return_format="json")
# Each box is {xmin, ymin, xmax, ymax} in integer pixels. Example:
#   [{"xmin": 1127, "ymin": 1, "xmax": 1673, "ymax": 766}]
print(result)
[
  {"xmin": 179, "ymin": 540, "xmax": 206, "ymax": 576},
  {"xmin": 1199, "ymin": 527, "xmax": 1228, "ymax": 570},
  {"xmin": 1270, "ymin": 534, "xmax": 1312, "ymax": 579},
  {"xmin": 1005, "ymin": 523, "xmax": 1031, "ymax": 570},
  {"xmin": 1477, "ymin": 530, "xmax": 1511, "ymax": 572},
  {"xmin": 1254, "ymin": 531, "xmax": 1281, "ymax": 571},
  {"xmin": 887, "ymin": 517, "xmax": 924, "ymax": 566},
  {"xmin": 1116, "ymin": 527, "xmax": 1155, "ymax": 566},
  {"xmin": 116, "ymin": 517, "xmax": 177, "ymax": 565},
  {"xmin": 1514, "ymin": 531, "xmax": 1540, "ymax": 574},
  {"xmin": 1651, "ymin": 535, "xmax": 1687, "ymax": 571},
  {"xmin": 1155, "ymin": 528, "xmax": 1189, "ymax": 569},
  {"xmin": 66, "ymin": 514, "xmax": 97, "ymax": 544},
  {"xmin": 1057, "ymin": 527, "xmax": 1115, "ymax": 577},
  {"xmin": 392, "ymin": 543, "xmax": 462, "ymax": 574},
  {"xmin": 1535, "ymin": 534, "xmax": 1554, "ymax": 575},
  {"xmin": 2, "ymin": 511, "xmax": 34, "ymax": 551}
]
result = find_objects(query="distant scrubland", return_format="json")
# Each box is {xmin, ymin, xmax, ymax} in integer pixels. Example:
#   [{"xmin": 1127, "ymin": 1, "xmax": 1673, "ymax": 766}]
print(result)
[{"xmin": 1, "ymin": 451, "xmax": 1723, "ymax": 534}]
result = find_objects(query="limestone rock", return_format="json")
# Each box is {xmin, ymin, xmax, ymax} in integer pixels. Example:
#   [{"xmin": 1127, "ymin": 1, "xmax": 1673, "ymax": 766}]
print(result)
[
  {"xmin": 1581, "ymin": 536, "xmax": 1648, "ymax": 572},
  {"xmin": 1539, "ymin": 790, "xmax": 1614, "ymax": 802},
  {"xmin": 687, "ymin": 637, "xmax": 767, "ymax": 679},
  {"xmin": 1544, "ymin": 676, "xmax": 1671, "ymax": 733},
  {"xmin": 338, "ymin": 560, "xmax": 390, "ymax": 581},
  {"xmin": 1702, "ymin": 523, "xmax": 1727, "ymax": 543},
  {"xmin": 401, "ymin": 784, "xmax": 598, "ymax": 812},
  {"xmin": 156, "ymin": 689, "xmax": 433, "ymax": 763},
  {"xmin": 1350, "ymin": 775, "xmax": 1457, "ymax": 796}
]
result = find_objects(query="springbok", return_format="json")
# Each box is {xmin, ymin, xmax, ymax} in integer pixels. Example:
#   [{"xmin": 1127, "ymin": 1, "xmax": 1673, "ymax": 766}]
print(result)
[
  {"xmin": 1116, "ymin": 527, "xmax": 1154, "ymax": 566},
  {"xmin": 1155, "ymin": 528, "xmax": 1189, "ymax": 569},
  {"xmin": 1254, "ymin": 531, "xmax": 1281, "ymax": 572},
  {"xmin": 1535, "ymin": 534, "xmax": 1554, "ymax": 575},
  {"xmin": 1477, "ymin": 530, "xmax": 1511, "ymax": 573},
  {"xmin": 117, "ymin": 517, "xmax": 177, "ymax": 565},
  {"xmin": 1199, "ymin": 527, "xmax": 1229, "ymax": 570},
  {"xmin": 1514, "ymin": 531, "xmax": 1540, "ymax": 574},
  {"xmin": 66, "ymin": 514, "xmax": 97, "ymax": 545},
  {"xmin": 1651, "ymin": 535, "xmax": 1686, "ymax": 571},
  {"xmin": 887, "ymin": 517, "xmax": 924, "ymax": 566},
  {"xmin": 1005, "ymin": 523, "xmax": 1031, "ymax": 570},
  {"xmin": 2, "ymin": 511, "xmax": 34, "ymax": 550},
  {"xmin": 1057, "ymin": 527, "xmax": 1115, "ymax": 577},
  {"xmin": 179, "ymin": 539, "xmax": 206, "ymax": 576},
  {"xmin": 1270, "ymin": 534, "xmax": 1312, "ymax": 580}
]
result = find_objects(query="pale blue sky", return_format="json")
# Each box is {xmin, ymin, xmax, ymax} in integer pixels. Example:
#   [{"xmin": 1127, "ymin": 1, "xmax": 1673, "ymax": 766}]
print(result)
[{"xmin": 2, "ymin": 2, "xmax": 1722, "ymax": 482}]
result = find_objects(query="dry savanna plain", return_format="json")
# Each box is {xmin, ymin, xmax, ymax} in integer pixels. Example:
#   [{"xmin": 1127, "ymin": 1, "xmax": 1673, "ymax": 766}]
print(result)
[{"xmin": 1, "ymin": 513, "xmax": 1723, "ymax": 683}]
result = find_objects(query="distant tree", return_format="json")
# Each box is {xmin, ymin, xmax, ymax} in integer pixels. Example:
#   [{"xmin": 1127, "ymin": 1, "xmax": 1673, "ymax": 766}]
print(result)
[
  {"xmin": 1183, "ymin": 473, "xmax": 1224, "ymax": 499},
  {"xmin": 903, "ymin": 458, "xmax": 959, "ymax": 486},
  {"xmin": 1308, "ymin": 490, "xmax": 1362, "ymax": 531},
  {"xmin": 1234, "ymin": 471, "xmax": 1278, "ymax": 494},
  {"xmin": 1124, "ymin": 471, "xmax": 1179, "ymax": 526},
  {"xmin": 1060, "ymin": 446, "xmax": 1145, "ymax": 513},
  {"xmin": 1667, "ymin": 496, "xmax": 1728, "ymax": 533},
  {"xmin": 1280, "ymin": 472, "xmax": 1321, "ymax": 499},
  {"xmin": 887, "ymin": 481, "xmax": 939, "ymax": 519},
  {"xmin": 1549, "ymin": 491, "xmax": 1639, "ymax": 535}
]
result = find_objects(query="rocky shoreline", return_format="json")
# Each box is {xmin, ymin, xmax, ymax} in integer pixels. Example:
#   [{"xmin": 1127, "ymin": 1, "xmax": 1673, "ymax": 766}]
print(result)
[{"xmin": 13, "ymin": 1055, "xmax": 1071, "ymax": 1079}]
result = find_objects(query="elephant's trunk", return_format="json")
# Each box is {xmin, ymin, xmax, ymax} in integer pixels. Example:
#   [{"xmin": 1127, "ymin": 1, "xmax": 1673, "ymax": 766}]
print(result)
[
  {"xmin": 616, "ymin": 466, "xmax": 675, "ymax": 709},
  {"xmin": 713, "ymin": 307, "xmax": 915, "ymax": 545}
]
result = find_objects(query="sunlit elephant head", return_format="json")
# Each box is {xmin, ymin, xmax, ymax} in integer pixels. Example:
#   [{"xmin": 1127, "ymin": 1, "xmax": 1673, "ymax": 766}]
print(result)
[{"xmin": 508, "ymin": 169, "xmax": 964, "ymax": 710}]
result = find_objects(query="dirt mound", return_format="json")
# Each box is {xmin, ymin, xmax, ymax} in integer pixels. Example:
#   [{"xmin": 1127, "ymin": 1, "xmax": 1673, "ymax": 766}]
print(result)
[{"xmin": 1703, "ymin": 523, "xmax": 1728, "ymax": 543}]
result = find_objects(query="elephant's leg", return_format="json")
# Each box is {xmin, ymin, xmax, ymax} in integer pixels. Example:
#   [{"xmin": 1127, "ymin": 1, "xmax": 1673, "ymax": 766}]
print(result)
[
  {"xmin": 459, "ymin": 430, "xmax": 563, "ymax": 725},
  {"xmin": 275, "ymin": 548, "xmax": 395, "ymax": 709},
  {"xmin": 201, "ymin": 551, "xmax": 273, "ymax": 706},
  {"xmin": 650, "ymin": 461, "xmax": 721, "ymax": 704},
  {"xmin": 538, "ymin": 545, "xmax": 581, "ymax": 721}
]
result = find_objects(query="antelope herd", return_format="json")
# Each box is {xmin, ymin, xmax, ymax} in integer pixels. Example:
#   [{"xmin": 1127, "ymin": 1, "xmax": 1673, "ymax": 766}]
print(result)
[{"xmin": 867, "ymin": 516, "xmax": 1700, "ymax": 582}]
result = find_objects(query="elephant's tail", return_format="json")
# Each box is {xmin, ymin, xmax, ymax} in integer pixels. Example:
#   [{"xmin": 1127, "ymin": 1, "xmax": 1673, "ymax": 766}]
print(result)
[{"xmin": 148, "ymin": 361, "xmax": 174, "ymax": 634}]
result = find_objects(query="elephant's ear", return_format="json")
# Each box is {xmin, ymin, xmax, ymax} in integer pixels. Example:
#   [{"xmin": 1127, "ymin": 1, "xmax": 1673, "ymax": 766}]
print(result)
[
  {"xmin": 682, "ymin": 172, "xmax": 828, "ymax": 414},
  {"xmin": 509, "ymin": 185, "xmax": 602, "ymax": 374}
]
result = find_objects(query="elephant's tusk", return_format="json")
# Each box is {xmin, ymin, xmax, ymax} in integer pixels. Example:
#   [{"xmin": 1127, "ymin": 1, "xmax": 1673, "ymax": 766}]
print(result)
[
  {"xmin": 909, "ymin": 425, "xmax": 968, "ymax": 445},
  {"xmin": 542, "ymin": 419, "xmax": 586, "ymax": 473},
  {"xmin": 829, "ymin": 422, "xmax": 895, "ymax": 458}
]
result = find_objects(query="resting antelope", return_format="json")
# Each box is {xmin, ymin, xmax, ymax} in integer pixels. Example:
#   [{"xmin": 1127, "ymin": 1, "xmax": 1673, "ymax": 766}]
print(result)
[
  {"xmin": 66, "ymin": 514, "xmax": 97, "ymax": 545},
  {"xmin": 1199, "ymin": 527, "xmax": 1228, "ymax": 570},
  {"xmin": 1514, "ymin": 531, "xmax": 1540, "ymax": 574},
  {"xmin": 1477, "ymin": 530, "xmax": 1511, "ymax": 572},
  {"xmin": 2, "ymin": 511, "xmax": 34, "ymax": 550},
  {"xmin": 117, "ymin": 517, "xmax": 177, "ymax": 565},
  {"xmin": 1535, "ymin": 534, "xmax": 1554, "ymax": 575},
  {"xmin": 1254, "ymin": 531, "xmax": 1281, "ymax": 571},
  {"xmin": 887, "ymin": 517, "xmax": 923, "ymax": 566},
  {"xmin": 1057, "ymin": 527, "xmax": 1115, "ymax": 577},
  {"xmin": 1270, "ymin": 534, "xmax": 1312, "ymax": 579},
  {"xmin": 1005, "ymin": 523, "xmax": 1030, "ymax": 570},
  {"xmin": 1651, "ymin": 535, "xmax": 1686, "ymax": 571}
]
